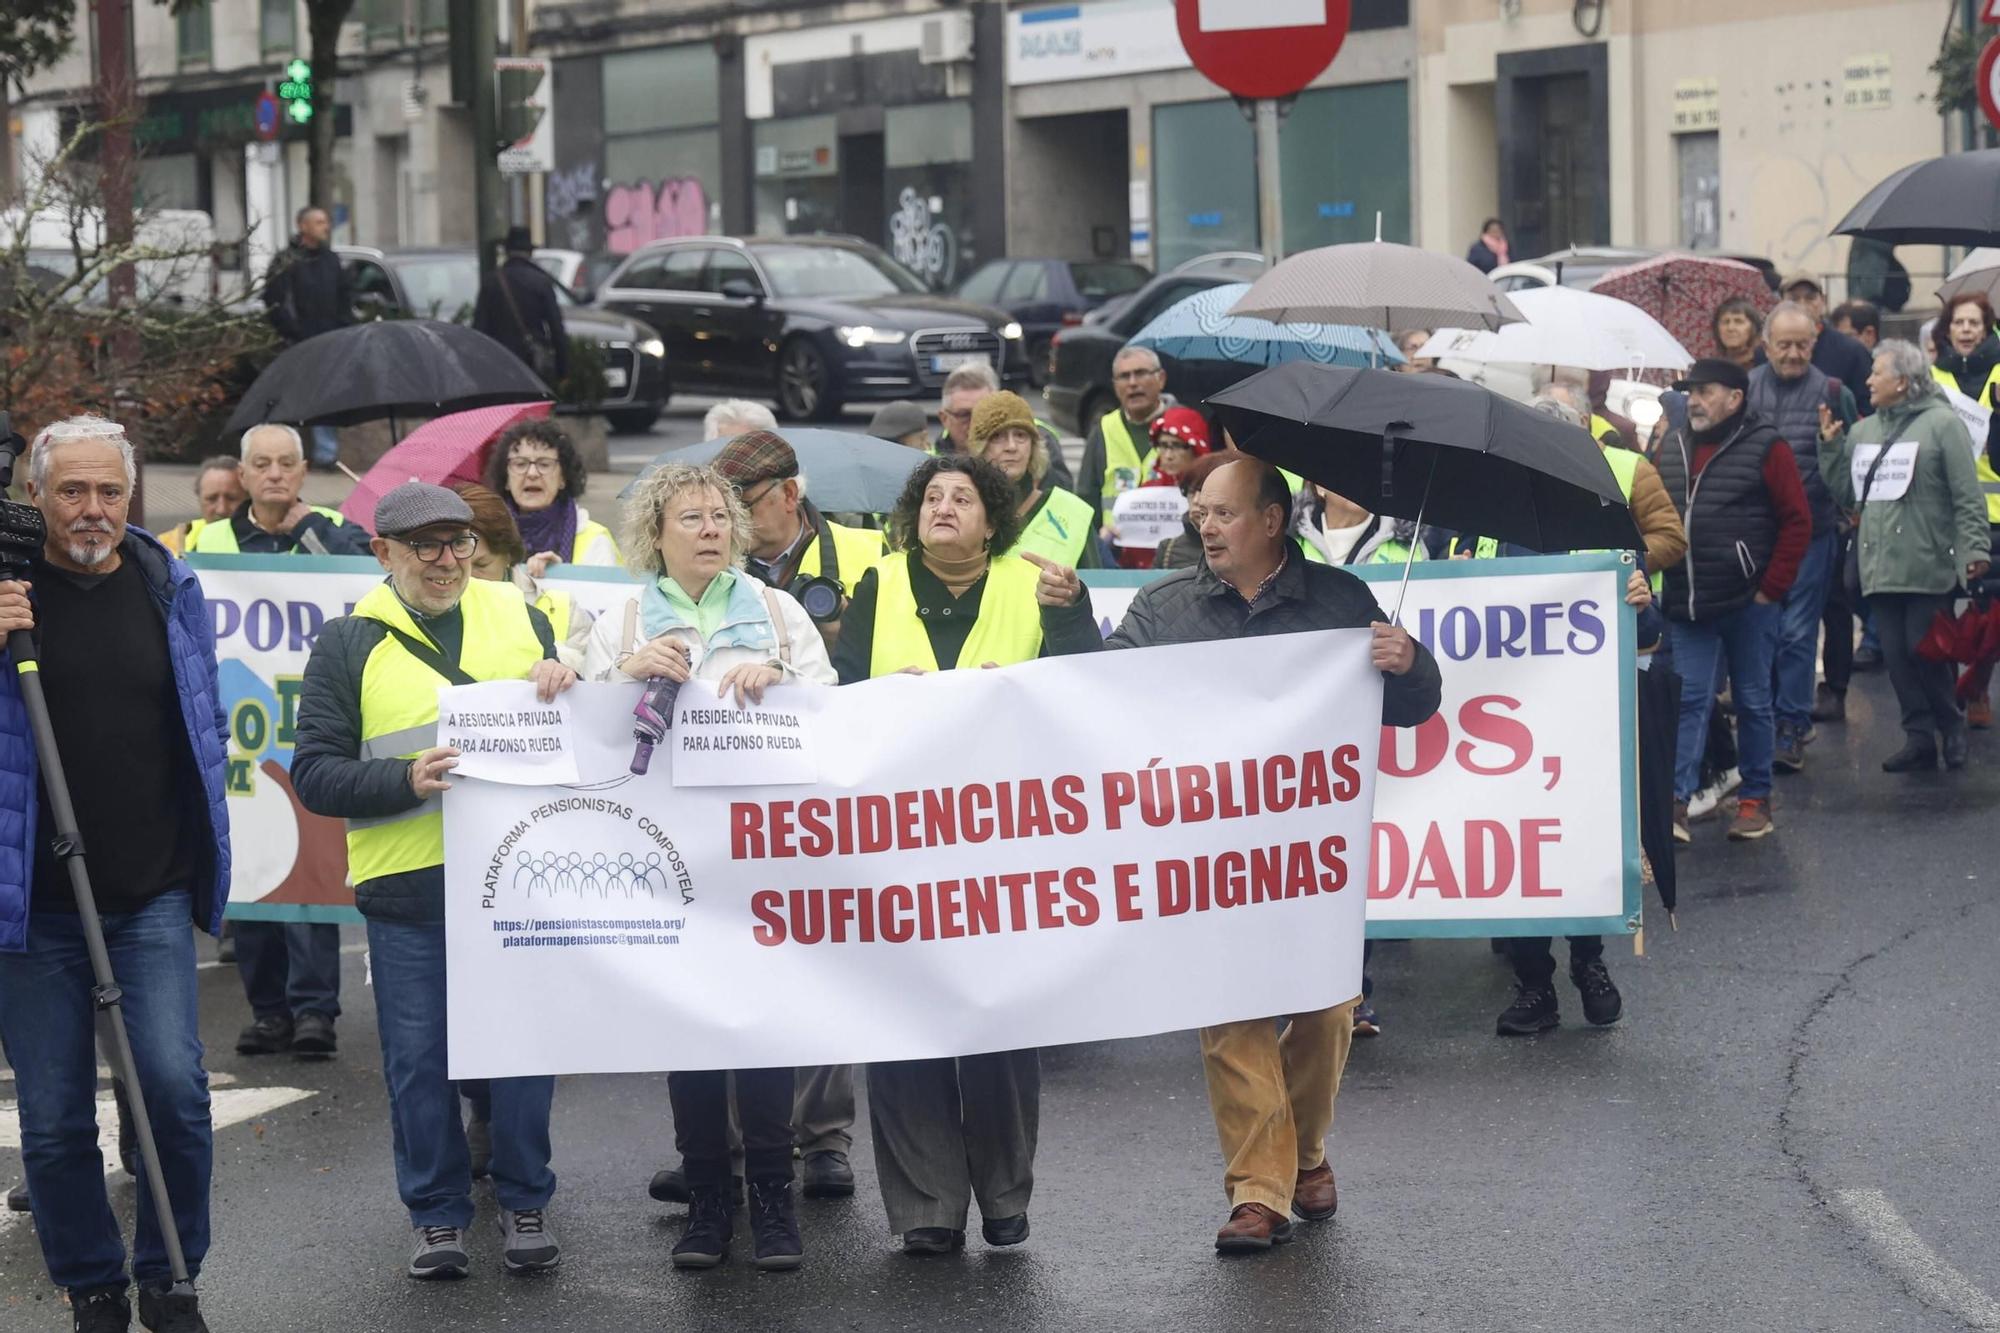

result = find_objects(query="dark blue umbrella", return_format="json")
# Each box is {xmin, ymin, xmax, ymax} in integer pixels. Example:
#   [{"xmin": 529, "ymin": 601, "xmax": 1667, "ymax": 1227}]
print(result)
[
  {"xmin": 624, "ymin": 427, "xmax": 928, "ymax": 513},
  {"xmin": 1128, "ymin": 282, "xmax": 1405, "ymax": 369}
]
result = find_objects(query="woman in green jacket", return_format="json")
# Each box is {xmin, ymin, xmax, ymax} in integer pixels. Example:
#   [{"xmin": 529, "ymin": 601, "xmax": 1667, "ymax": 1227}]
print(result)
[{"xmin": 1819, "ymin": 339, "xmax": 1992, "ymax": 772}]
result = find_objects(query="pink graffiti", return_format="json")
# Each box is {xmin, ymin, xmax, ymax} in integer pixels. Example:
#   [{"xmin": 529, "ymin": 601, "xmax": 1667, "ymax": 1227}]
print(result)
[{"xmin": 605, "ymin": 177, "xmax": 710, "ymax": 254}]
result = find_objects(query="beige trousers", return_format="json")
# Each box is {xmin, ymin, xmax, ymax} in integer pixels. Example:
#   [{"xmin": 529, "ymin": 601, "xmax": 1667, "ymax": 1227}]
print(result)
[{"xmin": 1197, "ymin": 998, "xmax": 1358, "ymax": 1215}]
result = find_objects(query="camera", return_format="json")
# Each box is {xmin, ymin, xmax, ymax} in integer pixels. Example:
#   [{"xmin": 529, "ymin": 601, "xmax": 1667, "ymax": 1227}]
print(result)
[
  {"xmin": 792, "ymin": 573, "xmax": 845, "ymax": 624},
  {"xmin": 0, "ymin": 414, "xmax": 49, "ymax": 580}
]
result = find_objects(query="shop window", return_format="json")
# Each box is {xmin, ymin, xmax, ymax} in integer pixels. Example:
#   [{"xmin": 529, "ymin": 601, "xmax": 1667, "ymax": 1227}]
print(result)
[
  {"xmin": 1281, "ymin": 81, "xmax": 1411, "ymax": 250},
  {"xmin": 604, "ymin": 45, "xmax": 720, "ymax": 136},
  {"xmin": 1675, "ymin": 132, "xmax": 1720, "ymax": 251},
  {"xmin": 261, "ymin": 0, "xmax": 296, "ymax": 58},
  {"xmin": 178, "ymin": 0, "xmax": 212, "ymax": 68},
  {"xmin": 754, "ymin": 114, "xmax": 842, "ymax": 241},
  {"xmin": 1153, "ymin": 99, "xmax": 1258, "ymax": 272}
]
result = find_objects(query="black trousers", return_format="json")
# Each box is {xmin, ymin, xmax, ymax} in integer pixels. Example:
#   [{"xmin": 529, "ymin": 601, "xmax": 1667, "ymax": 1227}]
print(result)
[
  {"xmin": 668, "ymin": 1067, "xmax": 795, "ymax": 1187},
  {"xmin": 1867, "ymin": 591, "xmax": 1962, "ymax": 739},
  {"xmin": 1821, "ymin": 531, "xmax": 1857, "ymax": 695},
  {"xmin": 1505, "ymin": 935, "xmax": 1604, "ymax": 988}
]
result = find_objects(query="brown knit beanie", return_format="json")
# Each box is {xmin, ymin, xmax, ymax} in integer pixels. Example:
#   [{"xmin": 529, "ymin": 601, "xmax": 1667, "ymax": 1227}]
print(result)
[{"xmin": 967, "ymin": 391, "xmax": 1038, "ymax": 455}]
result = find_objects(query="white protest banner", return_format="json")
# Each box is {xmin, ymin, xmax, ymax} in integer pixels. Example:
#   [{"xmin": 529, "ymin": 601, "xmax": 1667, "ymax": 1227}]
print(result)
[
  {"xmin": 1109, "ymin": 487, "xmax": 1188, "ymax": 549},
  {"xmin": 1944, "ymin": 386, "xmax": 1991, "ymax": 459},
  {"xmin": 671, "ymin": 681, "xmax": 821, "ymax": 787},
  {"xmin": 438, "ymin": 681, "xmax": 580, "ymax": 785},
  {"xmin": 1852, "ymin": 441, "xmax": 1921, "ymax": 503},
  {"xmin": 442, "ymin": 631, "xmax": 1381, "ymax": 1077}
]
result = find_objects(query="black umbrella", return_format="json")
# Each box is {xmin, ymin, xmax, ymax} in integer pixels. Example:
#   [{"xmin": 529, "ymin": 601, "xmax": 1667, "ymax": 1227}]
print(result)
[
  {"xmin": 1832, "ymin": 149, "xmax": 2000, "ymax": 247},
  {"xmin": 1209, "ymin": 361, "xmax": 1643, "ymax": 556},
  {"xmin": 224, "ymin": 319, "xmax": 550, "ymax": 435}
]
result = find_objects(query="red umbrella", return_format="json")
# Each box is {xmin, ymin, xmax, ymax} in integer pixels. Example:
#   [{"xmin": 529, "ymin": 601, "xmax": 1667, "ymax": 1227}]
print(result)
[
  {"xmin": 1589, "ymin": 255, "xmax": 1775, "ymax": 365},
  {"xmin": 339, "ymin": 400, "xmax": 552, "ymax": 532}
]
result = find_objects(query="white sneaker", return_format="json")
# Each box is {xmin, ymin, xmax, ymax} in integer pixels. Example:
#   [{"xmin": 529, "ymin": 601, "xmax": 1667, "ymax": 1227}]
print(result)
[
  {"xmin": 1717, "ymin": 766, "xmax": 1743, "ymax": 796},
  {"xmin": 1688, "ymin": 784, "xmax": 1722, "ymax": 821}
]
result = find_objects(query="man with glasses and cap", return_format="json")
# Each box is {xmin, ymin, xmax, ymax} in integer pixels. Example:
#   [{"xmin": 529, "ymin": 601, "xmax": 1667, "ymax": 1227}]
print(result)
[{"xmin": 292, "ymin": 482, "xmax": 577, "ymax": 1281}]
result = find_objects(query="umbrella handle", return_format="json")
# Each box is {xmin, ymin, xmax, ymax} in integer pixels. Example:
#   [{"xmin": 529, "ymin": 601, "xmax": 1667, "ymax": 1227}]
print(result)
[
  {"xmin": 1388, "ymin": 449, "xmax": 1439, "ymax": 628},
  {"xmin": 1380, "ymin": 420, "xmax": 1411, "ymax": 499}
]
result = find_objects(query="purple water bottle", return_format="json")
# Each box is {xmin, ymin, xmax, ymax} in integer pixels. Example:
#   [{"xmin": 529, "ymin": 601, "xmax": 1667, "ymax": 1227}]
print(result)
[{"xmin": 630, "ymin": 676, "xmax": 681, "ymax": 775}]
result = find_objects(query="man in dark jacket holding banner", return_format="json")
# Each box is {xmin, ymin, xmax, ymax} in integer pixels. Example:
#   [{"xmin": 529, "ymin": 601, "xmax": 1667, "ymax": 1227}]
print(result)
[
  {"xmin": 1083, "ymin": 456, "xmax": 1440, "ymax": 1255},
  {"xmin": 0, "ymin": 415, "xmax": 229, "ymax": 1333},
  {"xmin": 1655, "ymin": 359, "xmax": 1812, "ymax": 843}
]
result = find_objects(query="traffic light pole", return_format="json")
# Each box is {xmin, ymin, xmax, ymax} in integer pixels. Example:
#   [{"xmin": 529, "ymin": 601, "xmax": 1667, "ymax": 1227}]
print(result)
[{"xmin": 467, "ymin": 0, "xmax": 503, "ymax": 277}]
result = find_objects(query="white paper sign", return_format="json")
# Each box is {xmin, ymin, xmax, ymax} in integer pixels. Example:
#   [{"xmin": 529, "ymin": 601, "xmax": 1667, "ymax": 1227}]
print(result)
[
  {"xmin": 1852, "ymin": 440, "xmax": 1921, "ymax": 503},
  {"xmin": 1110, "ymin": 487, "xmax": 1189, "ymax": 549},
  {"xmin": 438, "ymin": 681, "xmax": 580, "ymax": 786},
  {"xmin": 1199, "ymin": 0, "xmax": 1325, "ymax": 31},
  {"xmin": 671, "ymin": 680, "xmax": 821, "ymax": 787},
  {"xmin": 1944, "ymin": 386, "xmax": 1990, "ymax": 461}
]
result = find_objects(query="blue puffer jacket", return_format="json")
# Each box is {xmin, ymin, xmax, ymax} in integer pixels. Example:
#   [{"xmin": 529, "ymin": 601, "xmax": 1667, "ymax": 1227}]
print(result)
[{"xmin": 0, "ymin": 528, "xmax": 231, "ymax": 951}]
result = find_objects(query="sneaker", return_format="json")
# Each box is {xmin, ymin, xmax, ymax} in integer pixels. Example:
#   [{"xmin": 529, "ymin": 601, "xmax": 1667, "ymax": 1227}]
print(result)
[
  {"xmin": 800, "ymin": 1150, "xmax": 854, "ymax": 1199},
  {"xmin": 748, "ymin": 1179, "xmax": 804, "ymax": 1271},
  {"xmin": 1772, "ymin": 726, "xmax": 1805, "ymax": 774},
  {"xmin": 1495, "ymin": 984, "xmax": 1559, "ymax": 1036},
  {"xmin": 466, "ymin": 1116, "xmax": 492, "ymax": 1180},
  {"xmin": 671, "ymin": 1188, "xmax": 734, "ymax": 1269},
  {"xmin": 1812, "ymin": 684, "xmax": 1846, "ymax": 723},
  {"xmin": 1969, "ymin": 698, "xmax": 1993, "ymax": 730},
  {"xmin": 1717, "ymin": 765, "xmax": 1744, "ymax": 797},
  {"xmin": 70, "ymin": 1285, "xmax": 129, "ymax": 1333},
  {"xmin": 1727, "ymin": 797, "xmax": 1774, "ymax": 840},
  {"xmin": 407, "ymin": 1224, "xmax": 470, "ymax": 1280},
  {"xmin": 1672, "ymin": 801, "xmax": 1692, "ymax": 846},
  {"xmin": 135, "ymin": 1282, "xmax": 208, "ymax": 1332},
  {"xmin": 500, "ymin": 1208, "xmax": 560, "ymax": 1272},
  {"xmin": 1351, "ymin": 999, "xmax": 1381, "ymax": 1038},
  {"xmin": 290, "ymin": 1011, "xmax": 337, "ymax": 1057},
  {"xmin": 234, "ymin": 1013, "xmax": 292, "ymax": 1055},
  {"xmin": 1571, "ymin": 961, "xmax": 1623, "ymax": 1026}
]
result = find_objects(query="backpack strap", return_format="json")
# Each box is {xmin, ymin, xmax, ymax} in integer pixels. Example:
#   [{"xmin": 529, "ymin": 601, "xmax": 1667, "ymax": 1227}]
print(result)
[
  {"xmin": 620, "ymin": 598, "xmax": 639, "ymax": 656},
  {"xmin": 762, "ymin": 587, "xmax": 793, "ymax": 669}
]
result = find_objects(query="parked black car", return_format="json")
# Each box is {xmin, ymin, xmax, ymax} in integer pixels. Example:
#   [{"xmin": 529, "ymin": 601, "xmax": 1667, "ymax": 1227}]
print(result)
[
  {"xmin": 336, "ymin": 245, "xmax": 671, "ymax": 433},
  {"xmin": 953, "ymin": 258, "xmax": 1149, "ymax": 388},
  {"xmin": 595, "ymin": 235, "xmax": 1028, "ymax": 421},
  {"xmin": 1045, "ymin": 260, "xmax": 1264, "ymax": 436}
]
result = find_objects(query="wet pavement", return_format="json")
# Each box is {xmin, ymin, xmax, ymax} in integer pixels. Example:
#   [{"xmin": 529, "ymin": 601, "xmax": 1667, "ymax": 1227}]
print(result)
[{"xmin": 3, "ymin": 634, "xmax": 1998, "ymax": 1331}]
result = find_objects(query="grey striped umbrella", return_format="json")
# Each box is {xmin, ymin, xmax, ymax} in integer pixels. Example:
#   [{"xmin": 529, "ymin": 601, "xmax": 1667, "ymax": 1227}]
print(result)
[{"xmin": 1226, "ymin": 241, "xmax": 1526, "ymax": 332}]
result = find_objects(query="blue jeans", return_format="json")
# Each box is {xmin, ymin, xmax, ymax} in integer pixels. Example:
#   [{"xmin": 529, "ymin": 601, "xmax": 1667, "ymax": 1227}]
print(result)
[
  {"xmin": 1774, "ymin": 531, "xmax": 1838, "ymax": 731},
  {"xmin": 233, "ymin": 920, "xmax": 341, "ymax": 1020},
  {"xmin": 309, "ymin": 424, "xmax": 339, "ymax": 467},
  {"xmin": 0, "ymin": 892, "xmax": 211, "ymax": 1293},
  {"xmin": 1668, "ymin": 600, "xmax": 1782, "ymax": 801},
  {"xmin": 365, "ymin": 919, "xmax": 555, "ymax": 1227}
]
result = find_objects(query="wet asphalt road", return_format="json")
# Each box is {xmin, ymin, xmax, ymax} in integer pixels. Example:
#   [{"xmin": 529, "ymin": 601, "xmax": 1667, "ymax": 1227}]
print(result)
[{"xmin": 3, "ymin": 619, "xmax": 1999, "ymax": 1330}]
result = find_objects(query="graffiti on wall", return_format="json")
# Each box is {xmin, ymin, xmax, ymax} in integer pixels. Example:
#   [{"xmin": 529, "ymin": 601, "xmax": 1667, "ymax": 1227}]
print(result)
[
  {"xmin": 605, "ymin": 177, "xmax": 710, "ymax": 255},
  {"xmin": 544, "ymin": 161, "xmax": 598, "ymax": 251},
  {"xmin": 889, "ymin": 187, "xmax": 957, "ymax": 290}
]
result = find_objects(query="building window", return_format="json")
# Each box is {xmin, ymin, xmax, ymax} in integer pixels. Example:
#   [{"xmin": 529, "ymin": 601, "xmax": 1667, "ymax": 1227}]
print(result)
[
  {"xmin": 421, "ymin": 0, "xmax": 448, "ymax": 36},
  {"xmin": 178, "ymin": 0, "xmax": 212, "ymax": 67},
  {"xmin": 1153, "ymin": 99, "xmax": 1259, "ymax": 272},
  {"xmin": 261, "ymin": 0, "xmax": 296, "ymax": 58},
  {"xmin": 1675, "ymin": 131, "xmax": 1720, "ymax": 251},
  {"xmin": 363, "ymin": 0, "xmax": 402, "ymax": 47},
  {"xmin": 1281, "ymin": 81, "xmax": 1411, "ymax": 250}
]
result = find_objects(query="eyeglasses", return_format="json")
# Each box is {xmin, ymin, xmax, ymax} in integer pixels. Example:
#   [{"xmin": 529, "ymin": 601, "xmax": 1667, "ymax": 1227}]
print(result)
[
  {"xmin": 1113, "ymin": 368, "xmax": 1162, "ymax": 383},
  {"xmin": 940, "ymin": 408, "xmax": 973, "ymax": 423},
  {"xmin": 392, "ymin": 533, "xmax": 479, "ymax": 563},
  {"xmin": 507, "ymin": 456, "xmax": 560, "ymax": 475}
]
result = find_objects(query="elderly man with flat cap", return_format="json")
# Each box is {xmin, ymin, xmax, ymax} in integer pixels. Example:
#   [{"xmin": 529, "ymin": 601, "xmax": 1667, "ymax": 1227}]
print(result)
[{"xmin": 292, "ymin": 482, "xmax": 578, "ymax": 1281}]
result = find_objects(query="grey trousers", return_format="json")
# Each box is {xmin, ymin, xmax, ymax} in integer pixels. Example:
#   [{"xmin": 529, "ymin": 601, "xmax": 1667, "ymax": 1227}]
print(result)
[
  {"xmin": 867, "ymin": 1050, "xmax": 1038, "ymax": 1233},
  {"xmin": 1868, "ymin": 591, "xmax": 1963, "ymax": 738}
]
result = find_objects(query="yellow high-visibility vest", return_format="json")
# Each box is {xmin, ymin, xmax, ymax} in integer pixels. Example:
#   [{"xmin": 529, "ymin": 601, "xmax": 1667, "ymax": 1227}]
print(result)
[
  {"xmin": 868, "ymin": 552, "xmax": 1043, "ymax": 677},
  {"xmin": 1010, "ymin": 489, "xmax": 1095, "ymax": 568},
  {"xmin": 1930, "ymin": 365, "xmax": 2000, "ymax": 524},
  {"xmin": 797, "ymin": 520, "xmax": 888, "ymax": 597},
  {"xmin": 1098, "ymin": 412, "xmax": 1156, "ymax": 508},
  {"xmin": 192, "ymin": 505, "xmax": 351, "ymax": 553},
  {"xmin": 344, "ymin": 579, "xmax": 546, "ymax": 885}
]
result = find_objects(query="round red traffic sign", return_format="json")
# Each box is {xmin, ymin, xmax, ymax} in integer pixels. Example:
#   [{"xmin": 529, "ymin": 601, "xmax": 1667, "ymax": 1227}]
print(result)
[
  {"xmin": 1174, "ymin": 0, "xmax": 1352, "ymax": 101},
  {"xmin": 254, "ymin": 90, "xmax": 282, "ymax": 142},
  {"xmin": 1979, "ymin": 35, "xmax": 2000, "ymax": 135}
]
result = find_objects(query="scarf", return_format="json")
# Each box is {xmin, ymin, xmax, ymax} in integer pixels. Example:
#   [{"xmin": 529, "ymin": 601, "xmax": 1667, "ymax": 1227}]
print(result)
[
  {"xmin": 1936, "ymin": 334, "xmax": 2000, "ymax": 400},
  {"xmin": 921, "ymin": 547, "xmax": 989, "ymax": 597},
  {"xmin": 512, "ymin": 494, "xmax": 579, "ymax": 562}
]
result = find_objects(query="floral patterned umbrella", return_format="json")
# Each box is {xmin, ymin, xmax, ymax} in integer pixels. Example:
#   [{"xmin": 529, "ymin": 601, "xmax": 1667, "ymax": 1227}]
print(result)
[{"xmin": 1589, "ymin": 255, "xmax": 1775, "ymax": 363}]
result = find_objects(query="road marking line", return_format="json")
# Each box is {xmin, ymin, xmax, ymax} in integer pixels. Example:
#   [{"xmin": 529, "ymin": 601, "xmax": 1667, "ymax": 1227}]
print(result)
[{"xmin": 1831, "ymin": 1189, "xmax": 2000, "ymax": 1329}]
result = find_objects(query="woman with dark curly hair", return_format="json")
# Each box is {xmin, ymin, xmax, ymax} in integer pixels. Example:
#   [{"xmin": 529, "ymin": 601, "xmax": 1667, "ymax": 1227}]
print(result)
[
  {"xmin": 1711, "ymin": 296, "xmax": 1765, "ymax": 370},
  {"xmin": 483, "ymin": 418, "xmax": 621, "ymax": 575},
  {"xmin": 826, "ymin": 454, "xmax": 1097, "ymax": 1258}
]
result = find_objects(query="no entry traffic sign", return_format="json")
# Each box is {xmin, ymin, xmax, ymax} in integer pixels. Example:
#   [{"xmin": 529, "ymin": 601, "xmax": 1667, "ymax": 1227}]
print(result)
[
  {"xmin": 1174, "ymin": 0, "xmax": 1352, "ymax": 101},
  {"xmin": 1980, "ymin": 36, "xmax": 2000, "ymax": 135}
]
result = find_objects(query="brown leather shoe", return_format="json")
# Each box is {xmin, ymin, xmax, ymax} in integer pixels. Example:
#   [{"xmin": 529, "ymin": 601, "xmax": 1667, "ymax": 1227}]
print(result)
[
  {"xmin": 1292, "ymin": 1162, "xmax": 1337, "ymax": 1221},
  {"xmin": 1215, "ymin": 1202, "xmax": 1295, "ymax": 1253}
]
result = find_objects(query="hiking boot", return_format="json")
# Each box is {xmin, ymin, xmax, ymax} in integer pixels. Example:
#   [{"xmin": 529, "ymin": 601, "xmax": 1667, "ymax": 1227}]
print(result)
[
  {"xmin": 1772, "ymin": 725, "xmax": 1805, "ymax": 774},
  {"xmin": 290, "ymin": 1012, "xmax": 337, "ymax": 1058},
  {"xmin": 466, "ymin": 1116, "xmax": 492, "ymax": 1180},
  {"xmin": 1571, "ymin": 960, "xmax": 1623, "ymax": 1026},
  {"xmin": 407, "ymin": 1225, "xmax": 469, "ymax": 1280},
  {"xmin": 671, "ymin": 1188, "xmax": 733, "ymax": 1269},
  {"xmin": 800, "ymin": 1150, "xmax": 854, "ymax": 1199},
  {"xmin": 1812, "ymin": 684, "xmax": 1846, "ymax": 723},
  {"xmin": 234, "ymin": 1013, "xmax": 292, "ymax": 1055},
  {"xmin": 70, "ymin": 1285, "xmax": 129, "ymax": 1333},
  {"xmin": 1970, "ymin": 698, "xmax": 1994, "ymax": 730},
  {"xmin": 1882, "ymin": 736, "xmax": 1938, "ymax": 773},
  {"xmin": 135, "ymin": 1282, "xmax": 207, "ymax": 1333},
  {"xmin": 748, "ymin": 1180, "xmax": 804, "ymax": 1271},
  {"xmin": 1672, "ymin": 801, "xmax": 1691, "ymax": 846},
  {"xmin": 1728, "ymin": 797, "xmax": 1773, "ymax": 840},
  {"xmin": 1496, "ymin": 984, "xmax": 1559, "ymax": 1036},
  {"xmin": 500, "ymin": 1208, "xmax": 560, "ymax": 1272},
  {"xmin": 1351, "ymin": 999, "xmax": 1381, "ymax": 1037}
]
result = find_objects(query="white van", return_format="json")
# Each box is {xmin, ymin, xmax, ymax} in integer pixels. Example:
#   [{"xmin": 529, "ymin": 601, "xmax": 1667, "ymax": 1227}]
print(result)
[{"xmin": 1, "ymin": 207, "xmax": 218, "ymax": 308}]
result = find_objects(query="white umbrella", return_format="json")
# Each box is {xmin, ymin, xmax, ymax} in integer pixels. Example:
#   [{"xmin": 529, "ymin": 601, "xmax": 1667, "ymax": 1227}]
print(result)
[
  {"xmin": 1228, "ymin": 240, "xmax": 1525, "ymax": 332},
  {"xmin": 1937, "ymin": 247, "xmax": 2000, "ymax": 307},
  {"xmin": 1415, "ymin": 285, "xmax": 1692, "ymax": 373}
]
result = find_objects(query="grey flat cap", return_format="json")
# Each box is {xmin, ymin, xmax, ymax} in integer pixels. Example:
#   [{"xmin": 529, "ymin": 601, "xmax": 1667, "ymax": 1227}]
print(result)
[
  {"xmin": 374, "ymin": 481, "xmax": 473, "ymax": 537},
  {"xmin": 866, "ymin": 400, "xmax": 929, "ymax": 442}
]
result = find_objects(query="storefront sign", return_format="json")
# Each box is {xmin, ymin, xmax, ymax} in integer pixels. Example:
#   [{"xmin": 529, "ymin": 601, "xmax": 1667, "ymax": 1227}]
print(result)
[
  {"xmin": 1842, "ymin": 53, "xmax": 1893, "ymax": 111},
  {"xmin": 1008, "ymin": 0, "xmax": 1192, "ymax": 86},
  {"xmin": 1670, "ymin": 77, "xmax": 1719, "ymax": 133}
]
